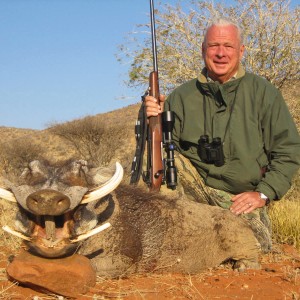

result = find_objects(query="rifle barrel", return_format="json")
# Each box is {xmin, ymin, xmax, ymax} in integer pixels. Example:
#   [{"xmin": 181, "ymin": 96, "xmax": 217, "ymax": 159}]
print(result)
[{"xmin": 150, "ymin": 0, "xmax": 158, "ymax": 72}]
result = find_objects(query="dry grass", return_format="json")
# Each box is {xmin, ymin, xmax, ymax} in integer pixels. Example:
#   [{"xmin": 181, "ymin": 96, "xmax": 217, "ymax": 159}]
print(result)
[
  {"xmin": 282, "ymin": 265, "xmax": 300, "ymax": 285},
  {"xmin": 0, "ymin": 201, "xmax": 22, "ymax": 251},
  {"xmin": 269, "ymin": 163, "xmax": 300, "ymax": 250},
  {"xmin": 269, "ymin": 199, "xmax": 300, "ymax": 250},
  {"xmin": 0, "ymin": 281, "xmax": 20, "ymax": 300},
  {"xmin": 91, "ymin": 273, "xmax": 208, "ymax": 300}
]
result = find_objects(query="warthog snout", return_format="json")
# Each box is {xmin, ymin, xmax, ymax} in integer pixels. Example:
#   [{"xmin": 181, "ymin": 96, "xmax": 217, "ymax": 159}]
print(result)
[{"xmin": 26, "ymin": 189, "xmax": 71, "ymax": 216}]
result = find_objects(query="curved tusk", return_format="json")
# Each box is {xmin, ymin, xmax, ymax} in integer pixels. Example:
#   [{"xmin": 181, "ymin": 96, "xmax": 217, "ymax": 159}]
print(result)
[
  {"xmin": 81, "ymin": 162, "xmax": 123, "ymax": 204},
  {"xmin": 0, "ymin": 188, "xmax": 17, "ymax": 203},
  {"xmin": 70, "ymin": 222, "xmax": 111, "ymax": 243},
  {"xmin": 2, "ymin": 225, "xmax": 31, "ymax": 241}
]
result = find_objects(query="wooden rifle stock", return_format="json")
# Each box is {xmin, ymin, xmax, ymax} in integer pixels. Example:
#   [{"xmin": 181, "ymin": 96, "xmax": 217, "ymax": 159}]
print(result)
[{"xmin": 148, "ymin": 71, "xmax": 164, "ymax": 191}]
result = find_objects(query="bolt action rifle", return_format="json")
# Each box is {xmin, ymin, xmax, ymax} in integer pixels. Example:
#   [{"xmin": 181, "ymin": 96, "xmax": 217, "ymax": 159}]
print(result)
[{"xmin": 130, "ymin": 0, "xmax": 177, "ymax": 192}]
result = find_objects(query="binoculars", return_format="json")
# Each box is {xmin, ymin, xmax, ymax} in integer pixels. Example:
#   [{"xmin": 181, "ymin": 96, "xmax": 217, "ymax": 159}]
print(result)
[{"xmin": 198, "ymin": 135, "xmax": 225, "ymax": 167}]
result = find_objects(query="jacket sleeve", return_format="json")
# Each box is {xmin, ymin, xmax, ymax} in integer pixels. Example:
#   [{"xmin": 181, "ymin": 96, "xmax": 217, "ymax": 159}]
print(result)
[{"xmin": 255, "ymin": 90, "xmax": 300, "ymax": 200}]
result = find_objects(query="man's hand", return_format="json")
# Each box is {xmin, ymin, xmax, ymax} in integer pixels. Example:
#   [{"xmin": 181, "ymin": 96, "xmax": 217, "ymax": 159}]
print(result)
[
  {"xmin": 145, "ymin": 94, "xmax": 166, "ymax": 117},
  {"xmin": 230, "ymin": 192, "xmax": 267, "ymax": 215}
]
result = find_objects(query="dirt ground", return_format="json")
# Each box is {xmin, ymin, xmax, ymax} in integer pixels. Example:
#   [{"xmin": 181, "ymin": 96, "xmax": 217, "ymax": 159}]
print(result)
[{"xmin": 0, "ymin": 244, "xmax": 299, "ymax": 300}]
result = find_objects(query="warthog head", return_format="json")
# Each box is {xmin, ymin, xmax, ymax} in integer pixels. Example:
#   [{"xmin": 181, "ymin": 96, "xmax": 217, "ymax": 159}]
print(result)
[{"xmin": 0, "ymin": 159, "xmax": 123, "ymax": 258}]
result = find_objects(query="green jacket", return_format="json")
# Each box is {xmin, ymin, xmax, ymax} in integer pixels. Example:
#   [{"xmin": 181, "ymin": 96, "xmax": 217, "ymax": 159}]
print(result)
[{"xmin": 164, "ymin": 66, "xmax": 300, "ymax": 200}]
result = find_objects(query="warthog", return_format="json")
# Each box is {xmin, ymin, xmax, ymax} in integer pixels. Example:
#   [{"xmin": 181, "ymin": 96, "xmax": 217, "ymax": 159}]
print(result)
[{"xmin": 0, "ymin": 159, "xmax": 261, "ymax": 276}]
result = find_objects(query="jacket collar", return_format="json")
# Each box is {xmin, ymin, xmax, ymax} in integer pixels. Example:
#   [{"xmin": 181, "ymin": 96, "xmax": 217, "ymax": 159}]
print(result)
[
  {"xmin": 197, "ymin": 65, "xmax": 245, "ymax": 99},
  {"xmin": 198, "ymin": 64, "xmax": 245, "ymax": 84}
]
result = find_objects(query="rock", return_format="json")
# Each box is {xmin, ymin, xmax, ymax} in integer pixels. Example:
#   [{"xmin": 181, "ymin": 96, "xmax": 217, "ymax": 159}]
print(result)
[{"xmin": 6, "ymin": 250, "xmax": 96, "ymax": 298}]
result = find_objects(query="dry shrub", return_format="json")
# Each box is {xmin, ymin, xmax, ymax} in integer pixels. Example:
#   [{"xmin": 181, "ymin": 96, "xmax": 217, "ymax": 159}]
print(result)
[
  {"xmin": 49, "ymin": 115, "xmax": 130, "ymax": 166},
  {"xmin": 49, "ymin": 116, "xmax": 106, "ymax": 165},
  {"xmin": 0, "ymin": 137, "xmax": 44, "ymax": 177},
  {"xmin": 282, "ymin": 80, "xmax": 300, "ymax": 132}
]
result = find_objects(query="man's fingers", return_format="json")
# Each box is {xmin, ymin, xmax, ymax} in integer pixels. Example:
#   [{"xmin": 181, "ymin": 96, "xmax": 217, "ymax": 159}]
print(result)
[
  {"xmin": 159, "ymin": 94, "xmax": 166, "ymax": 102},
  {"xmin": 230, "ymin": 193, "xmax": 257, "ymax": 215},
  {"xmin": 145, "ymin": 95, "xmax": 158, "ymax": 103},
  {"xmin": 145, "ymin": 95, "xmax": 165, "ymax": 117},
  {"xmin": 146, "ymin": 106, "xmax": 160, "ymax": 117},
  {"xmin": 145, "ymin": 101, "xmax": 161, "ymax": 116},
  {"xmin": 230, "ymin": 202, "xmax": 245, "ymax": 215},
  {"xmin": 145, "ymin": 94, "xmax": 166, "ymax": 104},
  {"xmin": 231, "ymin": 202, "xmax": 255, "ymax": 215}
]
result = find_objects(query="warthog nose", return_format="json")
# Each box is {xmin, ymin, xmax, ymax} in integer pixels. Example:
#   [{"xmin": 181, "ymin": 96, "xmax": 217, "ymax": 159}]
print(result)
[{"xmin": 26, "ymin": 189, "xmax": 71, "ymax": 216}]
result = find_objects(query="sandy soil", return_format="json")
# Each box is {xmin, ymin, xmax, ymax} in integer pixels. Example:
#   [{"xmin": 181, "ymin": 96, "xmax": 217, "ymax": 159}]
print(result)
[{"xmin": 0, "ymin": 244, "xmax": 299, "ymax": 300}]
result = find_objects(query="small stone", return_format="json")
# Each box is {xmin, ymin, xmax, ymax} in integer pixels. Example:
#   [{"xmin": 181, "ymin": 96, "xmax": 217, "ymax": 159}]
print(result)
[{"xmin": 6, "ymin": 250, "xmax": 96, "ymax": 298}]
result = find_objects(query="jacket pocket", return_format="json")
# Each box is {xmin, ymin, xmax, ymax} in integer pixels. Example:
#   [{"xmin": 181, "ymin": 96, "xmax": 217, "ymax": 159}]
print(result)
[{"xmin": 221, "ymin": 152, "xmax": 268, "ymax": 193}]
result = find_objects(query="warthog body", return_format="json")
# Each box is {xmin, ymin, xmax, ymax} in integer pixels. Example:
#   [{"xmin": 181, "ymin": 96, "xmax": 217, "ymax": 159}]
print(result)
[
  {"xmin": 81, "ymin": 186, "xmax": 261, "ymax": 276},
  {"xmin": 0, "ymin": 160, "xmax": 261, "ymax": 276}
]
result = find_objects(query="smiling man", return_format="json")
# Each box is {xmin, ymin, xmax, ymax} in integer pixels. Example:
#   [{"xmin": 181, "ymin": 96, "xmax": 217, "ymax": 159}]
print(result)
[
  {"xmin": 202, "ymin": 22, "xmax": 244, "ymax": 83},
  {"xmin": 145, "ymin": 18, "xmax": 300, "ymax": 252}
]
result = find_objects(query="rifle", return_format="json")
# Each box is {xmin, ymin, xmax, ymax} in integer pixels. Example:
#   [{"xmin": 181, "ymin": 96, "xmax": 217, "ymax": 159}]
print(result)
[
  {"xmin": 130, "ymin": 0, "xmax": 177, "ymax": 192},
  {"xmin": 145, "ymin": 0, "xmax": 163, "ymax": 191}
]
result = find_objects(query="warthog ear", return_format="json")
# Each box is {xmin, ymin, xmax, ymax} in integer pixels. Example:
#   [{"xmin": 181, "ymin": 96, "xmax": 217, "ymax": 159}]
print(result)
[
  {"xmin": 20, "ymin": 160, "xmax": 49, "ymax": 185},
  {"xmin": 0, "ymin": 188, "xmax": 17, "ymax": 203},
  {"xmin": 80, "ymin": 162, "xmax": 123, "ymax": 204}
]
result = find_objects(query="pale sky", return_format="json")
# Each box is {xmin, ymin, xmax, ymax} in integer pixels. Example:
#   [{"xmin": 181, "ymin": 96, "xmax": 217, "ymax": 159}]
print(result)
[{"xmin": 0, "ymin": 0, "xmax": 298, "ymax": 129}]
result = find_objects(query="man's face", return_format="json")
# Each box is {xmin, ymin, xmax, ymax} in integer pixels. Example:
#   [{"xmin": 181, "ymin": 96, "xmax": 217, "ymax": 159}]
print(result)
[{"xmin": 202, "ymin": 25, "xmax": 245, "ymax": 83}]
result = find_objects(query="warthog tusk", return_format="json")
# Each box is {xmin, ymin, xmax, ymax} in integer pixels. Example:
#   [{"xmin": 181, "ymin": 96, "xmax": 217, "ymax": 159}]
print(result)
[
  {"xmin": 81, "ymin": 162, "xmax": 123, "ymax": 204},
  {"xmin": 3, "ymin": 222, "xmax": 111, "ymax": 244},
  {"xmin": 2, "ymin": 225, "xmax": 31, "ymax": 241},
  {"xmin": 0, "ymin": 188, "xmax": 17, "ymax": 203},
  {"xmin": 70, "ymin": 222, "xmax": 111, "ymax": 243}
]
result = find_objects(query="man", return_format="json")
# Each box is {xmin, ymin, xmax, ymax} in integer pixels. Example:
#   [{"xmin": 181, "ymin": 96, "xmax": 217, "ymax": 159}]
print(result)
[{"xmin": 145, "ymin": 19, "xmax": 300, "ymax": 251}]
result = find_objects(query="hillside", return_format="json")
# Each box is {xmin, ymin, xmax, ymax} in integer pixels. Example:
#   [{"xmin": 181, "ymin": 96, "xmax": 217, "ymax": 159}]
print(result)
[{"xmin": 0, "ymin": 104, "xmax": 140, "ymax": 176}]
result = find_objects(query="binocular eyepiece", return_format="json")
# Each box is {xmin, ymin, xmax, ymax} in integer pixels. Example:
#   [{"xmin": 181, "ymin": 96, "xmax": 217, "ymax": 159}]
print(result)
[{"xmin": 198, "ymin": 135, "xmax": 225, "ymax": 167}]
